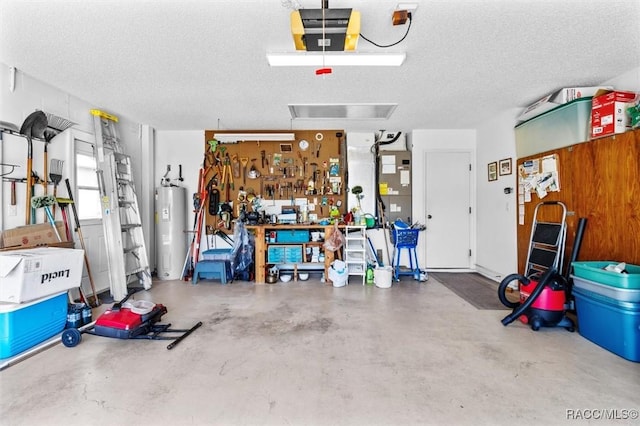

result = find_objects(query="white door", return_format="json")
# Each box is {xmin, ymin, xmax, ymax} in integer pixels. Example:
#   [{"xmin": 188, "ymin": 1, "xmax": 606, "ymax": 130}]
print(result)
[
  {"xmin": 424, "ymin": 151, "xmax": 472, "ymax": 268},
  {"xmin": 73, "ymin": 138, "xmax": 111, "ymax": 297}
]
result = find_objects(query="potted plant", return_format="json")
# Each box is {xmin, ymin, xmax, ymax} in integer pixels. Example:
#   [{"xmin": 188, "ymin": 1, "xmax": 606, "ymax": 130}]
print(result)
[
  {"xmin": 350, "ymin": 186, "xmax": 364, "ymax": 225},
  {"xmin": 351, "ymin": 185, "xmax": 364, "ymax": 211}
]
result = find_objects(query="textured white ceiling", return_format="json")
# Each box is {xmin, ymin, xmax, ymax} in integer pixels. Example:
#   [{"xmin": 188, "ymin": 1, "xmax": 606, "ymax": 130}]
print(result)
[{"xmin": 1, "ymin": 0, "xmax": 638, "ymax": 131}]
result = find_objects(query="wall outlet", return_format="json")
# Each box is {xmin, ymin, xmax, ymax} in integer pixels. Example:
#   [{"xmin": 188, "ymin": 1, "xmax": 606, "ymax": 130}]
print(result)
[{"xmin": 9, "ymin": 205, "xmax": 17, "ymax": 216}]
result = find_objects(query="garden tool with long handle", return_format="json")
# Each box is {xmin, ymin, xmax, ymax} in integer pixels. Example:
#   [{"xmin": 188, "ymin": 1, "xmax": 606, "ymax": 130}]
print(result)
[
  {"xmin": 49, "ymin": 159, "xmax": 64, "ymax": 217},
  {"xmin": 65, "ymin": 178, "xmax": 101, "ymax": 307},
  {"xmin": 31, "ymin": 195, "xmax": 62, "ymax": 242},
  {"xmin": 19, "ymin": 111, "xmax": 48, "ymax": 225}
]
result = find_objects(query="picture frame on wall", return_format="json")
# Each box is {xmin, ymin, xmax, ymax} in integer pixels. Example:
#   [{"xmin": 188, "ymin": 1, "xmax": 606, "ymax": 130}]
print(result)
[
  {"xmin": 488, "ymin": 162, "xmax": 498, "ymax": 182},
  {"xmin": 499, "ymin": 158, "xmax": 512, "ymax": 176}
]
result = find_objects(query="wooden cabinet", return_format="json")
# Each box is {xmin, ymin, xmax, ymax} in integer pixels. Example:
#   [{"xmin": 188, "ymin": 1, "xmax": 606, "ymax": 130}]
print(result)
[
  {"xmin": 248, "ymin": 224, "xmax": 343, "ymax": 283},
  {"xmin": 517, "ymin": 129, "xmax": 640, "ymax": 274}
]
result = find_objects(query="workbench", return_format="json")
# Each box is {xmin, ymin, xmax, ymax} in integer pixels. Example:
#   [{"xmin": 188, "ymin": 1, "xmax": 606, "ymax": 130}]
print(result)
[{"xmin": 247, "ymin": 224, "xmax": 343, "ymax": 284}]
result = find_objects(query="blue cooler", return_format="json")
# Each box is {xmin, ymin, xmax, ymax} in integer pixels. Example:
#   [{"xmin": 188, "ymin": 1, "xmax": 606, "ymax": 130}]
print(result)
[{"xmin": 0, "ymin": 292, "xmax": 68, "ymax": 359}]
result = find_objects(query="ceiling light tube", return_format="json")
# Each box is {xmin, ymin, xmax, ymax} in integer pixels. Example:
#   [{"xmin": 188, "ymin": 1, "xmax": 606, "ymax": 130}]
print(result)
[
  {"xmin": 213, "ymin": 132, "xmax": 295, "ymax": 143},
  {"xmin": 267, "ymin": 52, "xmax": 406, "ymax": 67}
]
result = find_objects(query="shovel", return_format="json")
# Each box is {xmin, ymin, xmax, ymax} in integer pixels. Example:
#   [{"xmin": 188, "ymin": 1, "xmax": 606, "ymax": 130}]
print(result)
[{"xmin": 19, "ymin": 111, "xmax": 48, "ymax": 225}]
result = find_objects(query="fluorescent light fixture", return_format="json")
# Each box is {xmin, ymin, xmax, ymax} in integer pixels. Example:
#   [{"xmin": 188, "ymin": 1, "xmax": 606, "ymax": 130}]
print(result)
[
  {"xmin": 289, "ymin": 103, "xmax": 398, "ymax": 120},
  {"xmin": 267, "ymin": 52, "xmax": 406, "ymax": 67},
  {"xmin": 213, "ymin": 132, "xmax": 295, "ymax": 143}
]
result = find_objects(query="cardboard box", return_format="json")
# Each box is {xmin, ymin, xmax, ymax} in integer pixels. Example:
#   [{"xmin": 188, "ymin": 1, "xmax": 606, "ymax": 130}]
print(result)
[
  {"xmin": 590, "ymin": 90, "xmax": 638, "ymax": 139},
  {"xmin": 517, "ymin": 86, "xmax": 612, "ymax": 123},
  {"xmin": 0, "ymin": 247, "xmax": 84, "ymax": 303},
  {"xmin": 1, "ymin": 222, "xmax": 67, "ymax": 249}
]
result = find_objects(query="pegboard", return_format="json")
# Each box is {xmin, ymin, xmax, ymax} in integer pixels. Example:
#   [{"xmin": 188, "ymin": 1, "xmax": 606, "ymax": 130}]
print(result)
[{"xmin": 201, "ymin": 130, "xmax": 347, "ymax": 230}]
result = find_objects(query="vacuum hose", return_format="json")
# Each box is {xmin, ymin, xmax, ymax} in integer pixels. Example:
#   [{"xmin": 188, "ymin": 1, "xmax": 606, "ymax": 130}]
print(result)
[
  {"xmin": 500, "ymin": 267, "xmax": 557, "ymax": 326},
  {"xmin": 497, "ymin": 273, "xmax": 528, "ymax": 309}
]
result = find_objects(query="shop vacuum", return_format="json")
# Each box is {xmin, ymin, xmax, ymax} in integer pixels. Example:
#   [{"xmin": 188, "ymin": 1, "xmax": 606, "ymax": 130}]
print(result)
[{"xmin": 498, "ymin": 202, "xmax": 587, "ymax": 331}]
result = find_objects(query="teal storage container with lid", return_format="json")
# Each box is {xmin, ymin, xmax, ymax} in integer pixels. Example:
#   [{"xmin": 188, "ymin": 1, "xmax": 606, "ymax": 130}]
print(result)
[{"xmin": 572, "ymin": 261, "xmax": 640, "ymax": 289}]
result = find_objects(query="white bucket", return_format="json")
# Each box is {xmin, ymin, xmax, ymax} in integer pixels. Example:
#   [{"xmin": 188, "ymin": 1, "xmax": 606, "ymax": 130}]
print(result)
[{"xmin": 374, "ymin": 266, "xmax": 393, "ymax": 288}]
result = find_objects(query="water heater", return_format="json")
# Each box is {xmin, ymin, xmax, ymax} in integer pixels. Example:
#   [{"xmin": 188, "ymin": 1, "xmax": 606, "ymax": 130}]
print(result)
[{"xmin": 155, "ymin": 186, "xmax": 187, "ymax": 280}]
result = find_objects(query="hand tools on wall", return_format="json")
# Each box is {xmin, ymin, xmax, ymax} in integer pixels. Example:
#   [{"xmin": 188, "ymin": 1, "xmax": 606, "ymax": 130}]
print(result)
[
  {"xmin": 232, "ymin": 154, "xmax": 241, "ymax": 179},
  {"xmin": 10, "ymin": 179, "xmax": 16, "ymax": 206},
  {"xmin": 240, "ymin": 157, "xmax": 249, "ymax": 184}
]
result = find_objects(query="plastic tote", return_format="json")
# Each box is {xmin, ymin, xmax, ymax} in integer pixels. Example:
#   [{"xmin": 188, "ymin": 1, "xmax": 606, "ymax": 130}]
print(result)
[
  {"xmin": 329, "ymin": 260, "xmax": 348, "ymax": 287},
  {"xmin": 374, "ymin": 266, "xmax": 393, "ymax": 288},
  {"xmin": 573, "ymin": 286, "xmax": 640, "ymax": 362}
]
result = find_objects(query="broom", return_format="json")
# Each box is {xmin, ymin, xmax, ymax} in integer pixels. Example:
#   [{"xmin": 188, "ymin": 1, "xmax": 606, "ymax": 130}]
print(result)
[
  {"xmin": 49, "ymin": 159, "xmax": 64, "ymax": 217},
  {"xmin": 31, "ymin": 195, "xmax": 62, "ymax": 242}
]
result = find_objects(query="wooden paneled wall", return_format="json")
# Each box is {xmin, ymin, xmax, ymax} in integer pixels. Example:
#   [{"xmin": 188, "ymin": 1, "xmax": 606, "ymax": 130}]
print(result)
[{"xmin": 517, "ymin": 129, "xmax": 640, "ymax": 274}]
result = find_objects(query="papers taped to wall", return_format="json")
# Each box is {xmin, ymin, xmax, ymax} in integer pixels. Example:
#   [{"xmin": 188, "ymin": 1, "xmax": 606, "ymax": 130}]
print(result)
[
  {"xmin": 518, "ymin": 154, "xmax": 561, "ymax": 225},
  {"xmin": 519, "ymin": 155, "xmax": 560, "ymax": 199}
]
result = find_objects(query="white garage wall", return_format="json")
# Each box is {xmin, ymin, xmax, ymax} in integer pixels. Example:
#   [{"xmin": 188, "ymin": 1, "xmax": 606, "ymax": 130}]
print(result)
[
  {"xmin": 475, "ymin": 108, "xmax": 521, "ymax": 281},
  {"xmin": 154, "ymin": 130, "xmax": 204, "ymax": 234},
  {"xmin": 0, "ymin": 64, "xmax": 152, "ymax": 264}
]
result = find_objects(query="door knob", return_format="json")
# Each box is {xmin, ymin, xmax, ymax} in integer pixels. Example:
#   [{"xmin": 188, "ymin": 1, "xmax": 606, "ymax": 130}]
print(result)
[{"xmin": 427, "ymin": 214, "xmax": 432, "ymax": 219}]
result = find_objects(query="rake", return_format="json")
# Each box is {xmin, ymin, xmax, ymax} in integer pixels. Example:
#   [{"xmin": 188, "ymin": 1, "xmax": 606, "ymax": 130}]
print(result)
[{"xmin": 42, "ymin": 112, "xmax": 74, "ymax": 197}]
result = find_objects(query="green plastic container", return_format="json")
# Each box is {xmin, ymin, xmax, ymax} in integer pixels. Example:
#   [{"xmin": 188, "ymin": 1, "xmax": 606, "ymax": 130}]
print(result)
[
  {"xmin": 572, "ymin": 261, "xmax": 640, "ymax": 289},
  {"xmin": 363, "ymin": 214, "xmax": 375, "ymax": 229}
]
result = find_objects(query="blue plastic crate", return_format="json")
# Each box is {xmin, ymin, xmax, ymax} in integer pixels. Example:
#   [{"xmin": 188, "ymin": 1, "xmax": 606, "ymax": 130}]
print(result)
[
  {"xmin": 268, "ymin": 246, "xmax": 285, "ymax": 263},
  {"xmin": 391, "ymin": 228, "xmax": 420, "ymax": 247},
  {"xmin": 284, "ymin": 246, "xmax": 303, "ymax": 263},
  {"xmin": 573, "ymin": 286, "xmax": 640, "ymax": 362}
]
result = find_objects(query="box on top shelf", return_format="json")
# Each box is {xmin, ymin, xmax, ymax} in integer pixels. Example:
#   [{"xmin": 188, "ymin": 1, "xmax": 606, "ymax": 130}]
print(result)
[
  {"xmin": 590, "ymin": 90, "xmax": 638, "ymax": 139},
  {"xmin": 0, "ymin": 247, "xmax": 85, "ymax": 303},
  {"xmin": 517, "ymin": 86, "xmax": 612, "ymax": 123},
  {"xmin": 515, "ymin": 98, "xmax": 592, "ymax": 158}
]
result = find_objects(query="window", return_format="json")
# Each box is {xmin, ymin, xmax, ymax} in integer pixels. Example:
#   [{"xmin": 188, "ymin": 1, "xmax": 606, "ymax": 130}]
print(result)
[{"xmin": 75, "ymin": 150, "xmax": 101, "ymax": 220}]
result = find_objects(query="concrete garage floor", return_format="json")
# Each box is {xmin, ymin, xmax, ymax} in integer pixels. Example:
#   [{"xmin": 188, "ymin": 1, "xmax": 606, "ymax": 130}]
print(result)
[{"xmin": 1, "ymin": 276, "xmax": 639, "ymax": 426}]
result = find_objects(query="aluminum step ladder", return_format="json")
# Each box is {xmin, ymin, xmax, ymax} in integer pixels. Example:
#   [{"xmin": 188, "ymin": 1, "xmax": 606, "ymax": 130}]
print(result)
[
  {"xmin": 524, "ymin": 201, "xmax": 567, "ymax": 277},
  {"xmin": 92, "ymin": 109, "xmax": 152, "ymax": 301}
]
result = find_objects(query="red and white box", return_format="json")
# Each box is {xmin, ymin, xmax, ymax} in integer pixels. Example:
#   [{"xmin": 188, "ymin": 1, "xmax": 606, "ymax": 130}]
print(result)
[{"xmin": 590, "ymin": 90, "xmax": 638, "ymax": 139}]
